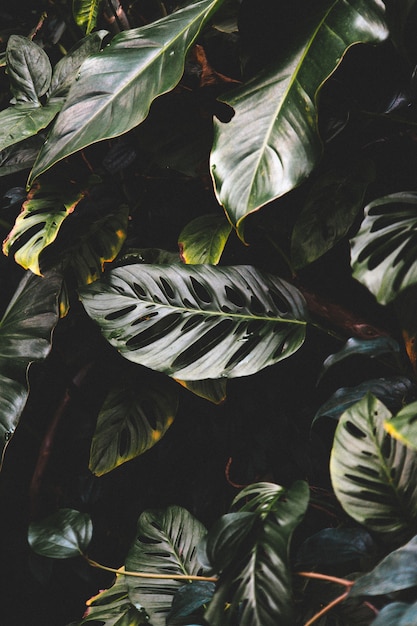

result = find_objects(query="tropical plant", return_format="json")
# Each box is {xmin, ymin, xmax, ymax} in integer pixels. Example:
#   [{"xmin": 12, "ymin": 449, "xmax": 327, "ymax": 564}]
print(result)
[{"xmin": 3, "ymin": 0, "xmax": 417, "ymax": 625}]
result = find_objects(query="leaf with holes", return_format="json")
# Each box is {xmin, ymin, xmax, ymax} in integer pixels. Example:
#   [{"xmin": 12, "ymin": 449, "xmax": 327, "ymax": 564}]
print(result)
[
  {"xmin": 72, "ymin": 0, "xmax": 102, "ymax": 35},
  {"xmin": 351, "ymin": 192, "xmax": 417, "ymax": 305},
  {"xmin": 29, "ymin": 0, "xmax": 225, "ymax": 183},
  {"xmin": 330, "ymin": 393, "xmax": 417, "ymax": 535},
  {"xmin": 79, "ymin": 264, "xmax": 308, "ymax": 380},
  {"xmin": 210, "ymin": 0, "xmax": 388, "ymax": 239},
  {"xmin": 0, "ymin": 270, "xmax": 61, "ymax": 467},
  {"xmin": 28, "ymin": 508, "xmax": 92, "ymax": 559},
  {"xmin": 384, "ymin": 400, "xmax": 417, "ymax": 450},
  {"xmin": 89, "ymin": 373, "xmax": 178, "ymax": 476},
  {"xmin": 178, "ymin": 214, "xmax": 232, "ymax": 265},
  {"xmin": 125, "ymin": 505, "xmax": 207, "ymax": 626}
]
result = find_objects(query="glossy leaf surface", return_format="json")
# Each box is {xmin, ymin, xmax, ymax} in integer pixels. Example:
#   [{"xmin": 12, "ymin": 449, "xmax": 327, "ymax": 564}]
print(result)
[
  {"xmin": 210, "ymin": 0, "xmax": 388, "ymax": 237},
  {"xmin": 320, "ymin": 336, "xmax": 400, "ymax": 380},
  {"xmin": 178, "ymin": 214, "xmax": 232, "ymax": 264},
  {"xmin": 126, "ymin": 505, "xmax": 207, "ymax": 626},
  {"xmin": 168, "ymin": 581, "xmax": 216, "ymax": 624},
  {"xmin": 0, "ymin": 135, "xmax": 45, "ymax": 177},
  {"xmin": 371, "ymin": 600, "xmax": 417, "ymax": 626},
  {"xmin": 351, "ymin": 192, "xmax": 417, "ymax": 305},
  {"xmin": 72, "ymin": 0, "xmax": 102, "ymax": 34},
  {"xmin": 80, "ymin": 264, "xmax": 308, "ymax": 380},
  {"xmin": 29, "ymin": 0, "xmax": 224, "ymax": 182},
  {"xmin": 28, "ymin": 508, "xmax": 93, "ymax": 558},
  {"xmin": 330, "ymin": 393, "xmax": 417, "ymax": 534},
  {"xmin": 0, "ymin": 102, "xmax": 62, "ymax": 154},
  {"xmin": 89, "ymin": 374, "xmax": 178, "ymax": 476},
  {"xmin": 6, "ymin": 35, "xmax": 51, "ymax": 104}
]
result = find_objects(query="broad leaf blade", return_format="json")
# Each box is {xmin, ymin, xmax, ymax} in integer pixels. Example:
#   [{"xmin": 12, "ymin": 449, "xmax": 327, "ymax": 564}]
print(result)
[
  {"xmin": 330, "ymin": 393, "xmax": 417, "ymax": 535},
  {"xmin": 351, "ymin": 192, "xmax": 417, "ymax": 304},
  {"xmin": 175, "ymin": 378, "xmax": 227, "ymax": 404},
  {"xmin": 79, "ymin": 264, "xmax": 308, "ymax": 380},
  {"xmin": 73, "ymin": 0, "xmax": 102, "ymax": 35},
  {"xmin": 0, "ymin": 135, "xmax": 45, "ymax": 177},
  {"xmin": 178, "ymin": 214, "xmax": 232, "ymax": 264},
  {"xmin": 370, "ymin": 600, "xmax": 417, "ymax": 626},
  {"xmin": 6, "ymin": 35, "xmax": 52, "ymax": 104},
  {"xmin": 385, "ymin": 400, "xmax": 417, "ymax": 449},
  {"xmin": 28, "ymin": 508, "xmax": 92, "ymax": 558},
  {"xmin": 126, "ymin": 505, "xmax": 207, "ymax": 626},
  {"xmin": 89, "ymin": 374, "xmax": 179, "ymax": 476},
  {"xmin": 320, "ymin": 336, "xmax": 400, "ymax": 380},
  {"xmin": 210, "ymin": 0, "xmax": 388, "ymax": 238},
  {"xmin": 29, "ymin": 0, "xmax": 225, "ymax": 183},
  {"xmin": 0, "ymin": 102, "xmax": 62, "ymax": 153}
]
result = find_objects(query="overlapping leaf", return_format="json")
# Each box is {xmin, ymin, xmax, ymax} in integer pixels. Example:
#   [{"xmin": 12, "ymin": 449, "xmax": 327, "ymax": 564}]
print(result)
[
  {"xmin": 79, "ymin": 264, "xmax": 308, "ymax": 380},
  {"xmin": 351, "ymin": 192, "xmax": 417, "ymax": 305},
  {"xmin": 179, "ymin": 214, "xmax": 232, "ymax": 265},
  {"xmin": 210, "ymin": 0, "xmax": 388, "ymax": 238},
  {"xmin": 384, "ymin": 400, "xmax": 417, "ymax": 449},
  {"xmin": 330, "ymin": 393, "xmax": 417, "ymax": 535},
  {"xmin": 29, "ymin": 0, "xmax": 225, "ymax": 183},
  {"xmin": 28, "ymin": 508, "xmax": 93, "ymax": 559},
  {"xmin": 73, "ymin": 0, "xmax": 102, "ymax": 35},
  {"xmin": 370, "ymin": 600, "xmax": 417, "ymax": 626},
  {"xmin": 6, "ymin": 35, "xmax": 51, "ymax": 104}
]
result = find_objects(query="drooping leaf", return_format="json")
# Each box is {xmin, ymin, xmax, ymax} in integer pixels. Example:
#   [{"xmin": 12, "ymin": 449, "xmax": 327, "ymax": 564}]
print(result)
[
  {"xmin": 350, "ymin": 192, "xmax": 417, "ymax": 305},
  {"xmin": 28, "ymin": 508, "xmax": 93, "ymax": 559},
  {"xmin": 178, "ymin": 214, "xmax": 232, "ymax": 265},
  {"xmin": 291, "ymin": 159, "xmax": 375, "ymax": 269},
  {"xmin": 29, "ymin": 0, "xmax": 225, "ymax": 183},
  {"xmin": 295, "ymin": 528, "xmax": 375, "ymax": 569},
  {"xmin": 168, "ymin": 581, "xmax": 216, "ymax": 625},
  {"xmin": 126, "ymin": 505, "xmax": 207, "ymax": 626},
  {"xmin": 370, "ymin": 600, "xmax": 417, "ymax": 626},
  {"xmin": 330, "ymin": 393, "xmax": 417, "ymax": 535},
  {"xmin": 210, "ymin": 0, "xmax": 388, "ymax": 239},
  {"xmin": 6, "ymin": 35, "xmax": 52, "ymax": 104},
  {"xmin": 89, "ymin": 373, "xmax": 179, "ymax": 476},
  {"xmin": 205, "ymin": 481, "xmax": 309, "ymax": 626},
  {"xmin": 73, "ymin": 0, "xmax": 102, "ymax": 35},
  {"xmin": 0, "ymin": 270, "xmax": 61, "ymax": 466},
  {"xmin": 79, "ymin": 263, "xmax": 308, "ymax": 380},
  {"xmin": 0, "ymin": 102, "xmax": 62, "ymax": 154},
  {"xmin": 175, "ymin": 378, "xmax": 227, "ymax": 404},
  {"xmin": 384, "ymin": 400, "xmax": 417, "ymax": 449},
  {"xmin": 319, "ymin": 336, "xmax": 400, "ymax": 380},
  {"xmin": 0, "ymin": 135, "xmax": 45, "ymax": 177}
]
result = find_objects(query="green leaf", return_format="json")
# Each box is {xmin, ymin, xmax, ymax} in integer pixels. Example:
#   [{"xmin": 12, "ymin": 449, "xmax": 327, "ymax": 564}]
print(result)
[
  {"xmin": 210, "ymin": 0, "xmax": 388, "ymax": 238},
  {"xmin": 126, "ymin": 505, "xmax": 207, "ymax": 626},
  {"xmin": 370, "ymin": 600, "xmax": 417, "ymax": 626},
  {"xmin": 28, "ymin": 508, "xmax": 93, "ymax": 558},
  {"xmin": 29, "ymin": 0, "xmax": 225, "ymax": 183},
  {"xmin": 0, "ymin": 270, "xmax": 61, "ymax": 466},
  {"xmin": 291, "ymin": 159, "xmax": 375, "ymax": 269},
  {"xmin": 79, "ymin": 263, "xmax": 308, "ymax": 380},
  {"xmin": 178, "ymin": 214, "xmax": 232, "ymax": 265},
  {"xmin": 205, "ymin": 481, "xmax": 309, "ymax": 626},
  {"xmin": 0, "ymin": 135, "xmax": 45, "ymax": 177},
  {"xmin": 320, "ymin": 336, "xmax": 400, "ymax": 380},
  {"xmin": 384, "ymin": 400, "xmax": 417, "ymax": 449},
  {"xmin": 295, "ymin": 528, "xmax": 375, "ymax": 569},
  {"xmin": 89, "ymin": 373, "xmax": 179, "ymax": 476},
  {"xmin": 0, "ymin": 102, "xmax": 62, "ymax": 154},
  {"xmin": 175, "ymin": 378, "xmax": 227, "ymax": 404},
  {"xmin": 350, "ymin": 192, "xmax": 417, "ymax": 304},
  {"xmin": 73, "ymin": 0, "xmax": 102, "ymax": 35},
  {"xmin": 6, "ymin": 35, "xmax": 52, "ymax": 104},
  {"xmin": 168, "ymin": 581, "xmax": 216, "ymax": 624},
  {"xmin": 330, "ymin": 393, "xmax": 417, "ymax": 535}
]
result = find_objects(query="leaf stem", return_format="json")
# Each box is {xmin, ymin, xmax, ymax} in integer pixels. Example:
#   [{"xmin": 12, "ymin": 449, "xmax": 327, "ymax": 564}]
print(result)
[
  {"xmin": 303, "ymin": 590, "xmax": 349, "ymax": 626},
  {"xmin": 85, "ymin": 556, "xmax": 218, "ymax": 582},
  {"xmin": 297, "ymin": 571, "xmax": 354, "ymax": 587}
]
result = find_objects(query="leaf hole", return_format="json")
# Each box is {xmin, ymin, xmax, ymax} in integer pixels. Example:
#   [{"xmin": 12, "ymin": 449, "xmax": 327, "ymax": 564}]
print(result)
[
  {"xmin": 345, "ymin": 421, "xmax": 367, "ymax": 439},
  {"xmin": 105, "ymin": 305, "xmax": 136, "ymax": 320},
  {"xmin": 133, "ymin": 282, "xmax": 147, "ymax": 298},
  {"xmin": 269, "ymin": 289, "xmax": 289, "ymax": 313},
  {"xmin": 190, "ymin": 276, "xmax": 211, "ymax": 303},
  {"xmin": 225, "ymin": 285, "xmax": 245, "ymax": 308},
  {"xmin": 159, "ymin": 277, "xmax": 175, "ymax": 299}
]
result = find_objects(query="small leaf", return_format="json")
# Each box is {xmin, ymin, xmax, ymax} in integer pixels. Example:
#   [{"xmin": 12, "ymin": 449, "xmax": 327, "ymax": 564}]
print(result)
[
  {"xmin": 295, "ymin": 528, "xmax": 375, "ymax": 569},
  {"xmin": 28, "ymin": 508, "xmax": 93, "ymax": 558},
  {"xmin": 73, "ymin": 0, "xmax": 102, "ymax": 35},
  {"xmin": 320, "ymin": 336, "xmax": 400, "ymax": 379},
  {"xmin": 179, "ymin": 214, "xmax": 232, "ymax": 265},
  {"xmin": 6, "ymin": 35, "xmax": 52, "ymax": 104},
  {"xmin": 370, "ymin": 600, "xmax": 417, "ymax": 626},
  {"xmin": 384, "ymin": 400, "xmax": 417, "ymax": 449}
]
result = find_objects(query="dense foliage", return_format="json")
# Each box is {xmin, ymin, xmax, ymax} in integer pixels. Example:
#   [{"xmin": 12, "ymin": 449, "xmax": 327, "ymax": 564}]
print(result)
[{"xmin": 3, "ymin": 0, "xmax": 417, "ymax": 624}]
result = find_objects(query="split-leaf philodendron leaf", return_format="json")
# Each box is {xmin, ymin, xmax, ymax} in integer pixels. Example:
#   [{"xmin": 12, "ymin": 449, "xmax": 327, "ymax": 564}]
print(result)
[
  {"xmin": 79, "ymin": 264, "xmax": 308, "ymax": 380},
  {"xmin": 29, "ymin": 0, "xmax": 225, "ymax": 183},
  {"xmin": 210, "ymin": 0, "xmax": 388, "ymax": 239}
]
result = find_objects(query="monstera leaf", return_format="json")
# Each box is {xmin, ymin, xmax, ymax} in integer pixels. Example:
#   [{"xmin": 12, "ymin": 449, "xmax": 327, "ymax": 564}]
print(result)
[
  {"xmin": 330, "ymin": 393, "xmax": 417, "ymax": 535},
  {"xmin": 79, "ymin": 264, "xmax": 308, "ymax": 380},
  {"xmin": 125, "ymin": 505, "xmax": 207, "ymax": 626},
  {"xmin": 89, "ymin": 373, "xmax": 179, "ymax": 476},
  {"xmin": 210, "ymin": 0, "xmax": 388, "ymax": 238},
  {"xmin": 0, "ymin": 270, "xmax": 61, "ymax": 466},
  {"xmin": 351, "ymin": 192, "xmax": 417, "ymax": 305},
  {"xmin": 29, "ymin": 0, "xmax": 224, "ymax": 183}
]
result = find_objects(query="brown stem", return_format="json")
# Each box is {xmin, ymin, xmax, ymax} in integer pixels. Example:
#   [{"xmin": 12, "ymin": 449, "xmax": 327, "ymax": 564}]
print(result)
[
  {"xmin": 304, "ymin": 590, "xmax": 349, "ymax": 626},
  {"xmin": 86, "ymin": 557, "xmax": 218, "ymax": 582},
  {"xmin": 297, "ymin": 571, "xmax": 354, "ymax": 588}
]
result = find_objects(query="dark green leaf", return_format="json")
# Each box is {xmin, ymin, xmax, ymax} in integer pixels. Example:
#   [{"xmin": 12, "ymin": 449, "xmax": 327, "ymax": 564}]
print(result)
[
  {"xmin": 126, "ymin": 505, "xmax": 207, "ymax": 626},
  {"xmin": 351, "ymin": 192, "xmax": 417, "ymax": 305},
  {"xmin": 320, "ymin": 336, "xmax": 400, "ymax": 379},
  {"xmin": 79, "ymin": 263, "xmax": 308, "ymax": 380},
  {"xmin": 175, "ymin": 378, "xmax": 227, "ymax": 404},
  {"xmin": 178, "ymin": 214, "xmax": 232, "ymax": 265},
  {"xmin": 384, "ymin": 400, "xmax": 417, "ymax": 450},
  {"xmin": 29, "ymin": 0, "xmax": 225, "ymax": 183},
  {"xmin": 168, "ymin": 581, "xmax": 216, "ymax": 624},
  {"xmin": 295, "ymin": 528, "xmax": 375, "ymax": 569},
  {"xmin": 28, "ymin": 508, "xmax": 93, "ymax": 558},
  {"xmin": 371, "ymin": 600, "xmax": 417, "ymax": 626},
  {"xmin": 330, "ymin": 393, "xmax": 417, "ymax": 535},
  {"xmin": 6, "ymin": 35, "xmax": 52, "ymax": 104},
  {"xmin": 202, "ymin": 512, "xmax": 257, "ymax": 572},
  {"xmin": 210, "ymin": 0, "xmax": 388, "ymax": 238},
  {"xmin": 72, "ymin": 0, "xmax": 102, "ymax": 35},
  {"xmin": 0, "ymin": 102, "xmax": 62, "ymax": 154},
  {"xmin": 0, "ymin": 135, "xmax": 45, "ymax": 177}
]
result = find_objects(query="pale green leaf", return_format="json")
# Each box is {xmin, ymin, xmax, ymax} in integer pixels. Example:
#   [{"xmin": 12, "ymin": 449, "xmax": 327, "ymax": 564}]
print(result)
[{"xmin": 179, "ymin": 214, "xmax": 232, "ymax": 264}]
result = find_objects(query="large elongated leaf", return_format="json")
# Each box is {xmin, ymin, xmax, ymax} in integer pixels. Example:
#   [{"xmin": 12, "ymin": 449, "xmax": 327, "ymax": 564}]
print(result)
[
  {"xmin": 330, "ymin": 393, "xmax": 417, "ymax": 535},
  {"xmin": 73, "ymin": 0, "xmax": 102, "ymax": 35},
  {"xmin": 0, "ymin": 270, "xmax": 61, "ymax": 466},
  {"xmin": 29, "ymin": 0, "xmax": 225, "ymax": 183},
  {"xmin": 126, "ymin": 505, "xmax": 207, "ymax": 626},
  {"xmin": 351, "ymin": 192, "xmax": 417, "ymax": 305},
  {"xmin": 79, "ymin": 264, "xmax": 308, "ymax": 380},
  {"xmin": 210, "ymin": 0, "xmax": 388, "ymax": 238}
]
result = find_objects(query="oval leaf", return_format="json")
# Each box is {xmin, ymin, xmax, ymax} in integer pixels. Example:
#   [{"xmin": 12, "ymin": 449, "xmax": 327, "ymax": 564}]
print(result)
[
  {"xmin": 210, "ymin": 0, "xmax": 388, "ymax": 238},
  {"xmin": 178, "ymin": 214, "xmax": 232, "ymax": 265},
  {"xmin": 28, "ymin": 508, "xmax": 93, "ymax": 559},
  {"xmin": 6, "ymin": 35, "xmax": 52, "ymax": 104},
  {"xmin": 330, "ymin": 393, "xmax": 417, "ymax": 534},
  {"xmin": 79, "ymin": 263, "xmax": 308, "ymax": 380},
  {"xmin": 29, "ymin": 0, "xmax": 224, "ymax": 183}
]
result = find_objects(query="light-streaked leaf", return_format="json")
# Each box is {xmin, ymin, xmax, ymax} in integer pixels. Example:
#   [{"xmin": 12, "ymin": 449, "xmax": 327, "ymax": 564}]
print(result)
[
  {"xmin": 175, "ymin": 378, "xmax": 227, "ymax": 404},
  {"xmin": 0, "ymin": 270, "xmax": 61, "ymax": 466},
  {"xmin": 28, "ymin": 508, "xmax": 92, "ymax": 559},
  {"xmin": 178, "ymin": 214, "xmax": 232, "ymax": 264},
  {"xmin": 330, "ymin": 393, "xmax": 417, "ymax": 535},
  {"xmin": 73, "ymin": 0, "xmax": 102, "ymax": 35},
  {"xmin": 384, "ymin": 400, "xmax": 417, "ymax": 449},
  {"xmin": 370, "ymin": 600, "xmax": 417, "ymax": 626},
  {"xmin": 0, "ymin": 102, "xmax": 62, "ymax": 153},
  {"xmin": 29, "ymin": 0, "xmax": 225, "ymax": 183},
  {"xmin": 79, "ymin": 264, "xmax": 308, "ymax": 380},
  {"xmin": 6, "ymin": 35, "xmax": 52, "ymax": 104},
  {"xmin": 210, "ymin": 0, "xmax": 388, "ymax": 239},
  {"xmin": 0, "ymin": 135, "xmax": 45, "ymax": 177},
  {"xmin": 89, "ymin": 373, "xmax": 179, "ymax": 476},
  {"xmin": 126, "ymin": 505, "xmax": 207, "ymax": 626},
  {"xmin": 351, "ymin": 192, "xmax": 417, "ymax": 305}
]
